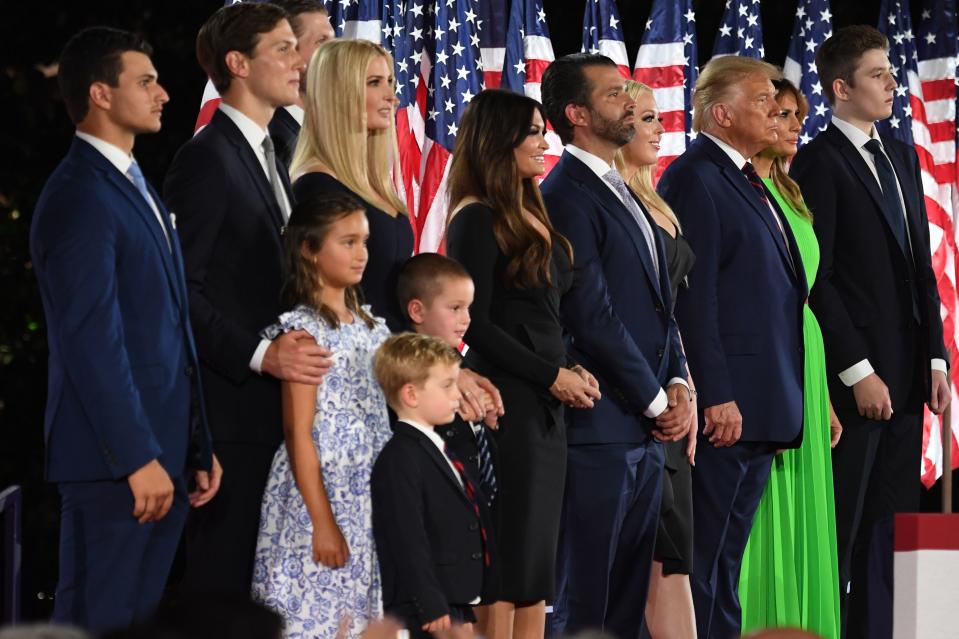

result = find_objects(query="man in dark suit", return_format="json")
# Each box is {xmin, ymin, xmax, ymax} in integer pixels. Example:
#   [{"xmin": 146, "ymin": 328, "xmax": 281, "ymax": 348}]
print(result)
[
  {"xmin": 268, "ymin": 0, "xmax": 334, "ymax": 167},
  {"xmin": 163, "ymin": 3, "xmax": 331, "ymax": 595},
  {"xmin": 371, "ymin": 333, "xmax": 496, "ymax": 637},
  {"xmin": 540, "ymin": 53, "xmax": 692, "ymax": 639},
  {"xmin": 657, "ymin": 56, "xmax": 806, "ymax": 639},
  {"xmin": 790, "ymin": 26, "xmax": 949, "ymax": 639},
  {"xmin": 30, "ymin": 27, "xmax": 219, "ymax": 632}
]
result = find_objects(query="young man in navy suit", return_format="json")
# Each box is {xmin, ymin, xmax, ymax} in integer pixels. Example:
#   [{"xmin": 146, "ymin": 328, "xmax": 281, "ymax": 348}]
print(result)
[
  {"xmin": 268, "ymin": 0, "xmax": 335, "ymax": 167},
  {"xmin": 30, "ymin": 27, "xmax": 220, "ymax": 632},
  {"xmin": 791, "ymin": 26, "xmax": 949, "ymax": 639},
  {"xmin": 371, "ymin": 333, "xmax": 496, "ymax": 638},
  {"xmin": 657, "ymin": 56, "xmax": 807, "ymax": 639},
  {"xmin": 164, "ymin": 3, "xmax": 331, "ymax": 595},
  {"xmin": 540, "ymin": 53, "xmax": 692, "ymax": 639}
]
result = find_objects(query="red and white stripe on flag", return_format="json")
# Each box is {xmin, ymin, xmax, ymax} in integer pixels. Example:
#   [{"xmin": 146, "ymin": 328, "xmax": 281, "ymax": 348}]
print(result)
[{"xmin": 633, "ymin": 42, "xmax": 688, "ymax": 182}]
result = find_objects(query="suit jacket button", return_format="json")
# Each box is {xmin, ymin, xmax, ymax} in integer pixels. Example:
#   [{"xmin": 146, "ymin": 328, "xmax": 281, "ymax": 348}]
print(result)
[
  {"xmin": 469, "ymin": 522, "xmax": 479, "ymax": 531},
  {"xmin": 471, "ymin": 552, "xmax": 482, "ymax": 560},
  {"xmin": 185, "ymin": 365, "xmax": 194, "ymax": 377},
  {"xmin": 655, "ymin": 305, "xmax": 663, "ymax": 313},
  {"xmin": 445, "ymin": 429, "xmax": 455, "ymax": 438},
  {"xmin": 656, "ymin": 348, "xmax": 664, "ymax": 359}
]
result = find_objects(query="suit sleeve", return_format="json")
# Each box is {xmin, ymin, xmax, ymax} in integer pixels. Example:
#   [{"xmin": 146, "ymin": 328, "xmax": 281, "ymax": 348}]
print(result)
[
  {"xmin": 163, "ymin": 142, "xmax": 260, "ymax": 385},
  {"xmin": 790, "ymin": 148, "xmax": 873, "ymax": 372},
  {"xmin": 34, "ymin": 188, "xmax": 162, "ymax": 478},
  {"xmin": 544, "ymin": 190, "xmax": 669, "ymax": 413},
  {"xmin": 658, "ymin": 168, "xmax": 734, "ymax": 408},
  {"xmin": 907, "ymin": 148, "xmax": 948, "ymax": 362},
  {"xmin": 371, "ymin": 449, "xmax": 449, "ymax": 624},
  {"xmin": 447, "ymin": 206, "xmax": 560, "ymax": 388}
]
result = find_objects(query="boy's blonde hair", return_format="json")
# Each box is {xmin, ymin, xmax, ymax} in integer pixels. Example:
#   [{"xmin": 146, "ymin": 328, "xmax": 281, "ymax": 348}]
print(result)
[{"xmin": 374, "ymin": 333, "xmax": 461, "ymax": 406}]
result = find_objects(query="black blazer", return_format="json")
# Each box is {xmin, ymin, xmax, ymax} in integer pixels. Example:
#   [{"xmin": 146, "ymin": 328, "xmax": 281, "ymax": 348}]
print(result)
[
  {"xmin": 163, "ymin": 108, "xmax": 292, "ymax": 446},
  {"xmin": 371, "ymin": 421, "xmax": 496, "ymax": 624},
  {"xmin": 268, "ymin": 106, "xmax": 300, "ymax": 169},
  {"xmin": 791, "ymin": 123, "xmax": 947, "ymax": 411}
]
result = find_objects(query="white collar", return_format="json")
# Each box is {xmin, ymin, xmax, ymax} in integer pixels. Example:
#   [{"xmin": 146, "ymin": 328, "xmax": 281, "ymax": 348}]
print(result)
[
  {"xmin": 701, "ymin": 132, "xmax": 748, "ymax": 170},
  {"xmin": 219, "ymin": 102, "xmax": 270, "ymax": 153},
  {"xmin": 565, "ymin": 144, "xmax": 616, "ymax": 180},
  {"xmin": 831, "ymin": 115, "xmax": 880, "ymax": 150},
  {"xmin": 75, "ymin": 131, "xmax": 134, "ymax": 175},
  {"xmin": 285, "ymin": 104, "xmax": 304, "ymax": 126},
  {"xmin": 400, "ymin": 419, "xmax": 446, "ymax": 451}
]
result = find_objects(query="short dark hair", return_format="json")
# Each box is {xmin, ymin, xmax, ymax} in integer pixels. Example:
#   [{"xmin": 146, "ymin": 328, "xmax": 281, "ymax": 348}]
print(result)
[
  {"xmin": 397, "ymin": 253, "xmax": 472, "ymax": 319},
  {"xmin": 57, "ymin": 27, "xmax": 153, "ymax": 125},
  {"xmin": 541, "ymin": 53, "xmax": 618, "ymax": 145},
  {"xmin": 816, "ymin": 25, "xmax": 889, "ymax": 106},
  {"xmin": 196, "ymin": 2, "xmax": 290, "ymax": 94},
  {"xmin": 270, "ymin": 0, "xmax": 328, "ymax": 37}
]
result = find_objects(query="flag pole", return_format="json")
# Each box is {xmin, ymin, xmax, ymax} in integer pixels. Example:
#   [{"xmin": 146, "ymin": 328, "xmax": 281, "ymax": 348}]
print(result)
[{"xmin": 944, "ymin": 404, "xmax": 953, "ymax": 513}]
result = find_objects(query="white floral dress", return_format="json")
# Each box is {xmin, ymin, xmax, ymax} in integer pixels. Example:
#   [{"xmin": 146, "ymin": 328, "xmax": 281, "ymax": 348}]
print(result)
[{"xmin": 252, "ymin": 305, "xmax": 392, "ymax": 638}]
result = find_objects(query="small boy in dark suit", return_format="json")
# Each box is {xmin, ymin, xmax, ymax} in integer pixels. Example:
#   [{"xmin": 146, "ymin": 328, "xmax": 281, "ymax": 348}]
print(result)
[
  {"xmin": 372, "ymin": 333, "xmax": 496, "ymax": 637},
  {"xmin": 396, "ymin": 253, "xmax": 499, "ymax": 507}
]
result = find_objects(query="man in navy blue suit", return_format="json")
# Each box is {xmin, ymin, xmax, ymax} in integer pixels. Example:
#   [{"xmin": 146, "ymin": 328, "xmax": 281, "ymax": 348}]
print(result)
[
  {"xmin": 657, "ymin": 56, "xmax": 806, "ymax": 639},
  {"xmin": 791, "ymin": 26, "xmax": 949, "ymax": 638},
  {"xmin": 30, "ymin": 27, "xmax": 220, "ymax": 632},
  {"xmin": 540, "ymin": 53, "xmax": 692, "ymax": 639}
]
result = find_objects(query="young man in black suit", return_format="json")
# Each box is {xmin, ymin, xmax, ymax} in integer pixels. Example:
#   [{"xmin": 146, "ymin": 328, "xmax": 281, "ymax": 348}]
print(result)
[
  {"xmin": 268, "ymin": 0, "xmax": 334, "ymax": 167},
  {"xmin": 371, "ymin": 333, "xmax": 496, "ymax": 638},
  {"xmin": 790, "ymin": 25, "xmax": 950, "ymax": 639},
  {"xmin": 163, "ymin": 2, "xmax": 332, "ymax": 595}
]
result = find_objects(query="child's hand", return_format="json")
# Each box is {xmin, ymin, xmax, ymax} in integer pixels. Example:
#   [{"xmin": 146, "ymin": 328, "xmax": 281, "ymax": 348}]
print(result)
[
  {"xmin": 312, "ymin": 519, "xmax": 350, "ymax": 568},
  {"xmin": 421, "ymin": 615, "xmax": 452, "ymax": 633}
]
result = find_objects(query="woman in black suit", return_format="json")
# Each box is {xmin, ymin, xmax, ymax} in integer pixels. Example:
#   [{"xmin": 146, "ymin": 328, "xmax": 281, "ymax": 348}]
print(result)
[
  {"xmin": 446, "ymin": 89, "xmax": 601, "ymax": 639},
  {"xmin": 289, "ymin": 38, "xmax": 413, "ymax": 332}
]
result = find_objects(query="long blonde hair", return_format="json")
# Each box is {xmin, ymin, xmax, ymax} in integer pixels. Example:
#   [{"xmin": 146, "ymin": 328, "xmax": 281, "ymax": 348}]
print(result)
[
  {"xmin": 613, "ymin": 80, "xmax": 681, "ymax": 232},
  {"xmin": 291, "ymin": 39, "xmax": 407, "ymax": 216}
]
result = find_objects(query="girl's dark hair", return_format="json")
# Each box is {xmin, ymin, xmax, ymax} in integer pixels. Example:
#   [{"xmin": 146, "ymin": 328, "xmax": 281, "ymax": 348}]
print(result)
[
  {"xmin": 283, "ymin": 192, "xmax": 375, "ymax": 329},
  {"xmin": 447, "ymin": 89, "xmax": 573, "ymax": 289}
]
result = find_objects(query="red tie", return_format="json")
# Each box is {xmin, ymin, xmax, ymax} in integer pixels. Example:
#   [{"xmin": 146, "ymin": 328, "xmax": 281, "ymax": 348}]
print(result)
[{"xmin": 444, "ymin": 444, "xmax": 491, "ymax": 567}]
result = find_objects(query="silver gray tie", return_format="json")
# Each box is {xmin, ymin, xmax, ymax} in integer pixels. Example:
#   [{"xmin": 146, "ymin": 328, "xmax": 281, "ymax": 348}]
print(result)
[
  {"xmin": 262, "ymin": 135, "xmax": 291, "ymax": 221},
  {"xmin": 603, "ymin": 168, "xmax": 660, "ymax": 280}
]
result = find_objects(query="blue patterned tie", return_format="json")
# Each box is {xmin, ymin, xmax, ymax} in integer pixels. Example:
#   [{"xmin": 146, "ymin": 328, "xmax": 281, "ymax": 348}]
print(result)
[
  {"xmin": 127, "ymin": 160, "xmax": 155, "ymax": 208},
  {"xmin": 473, "ymin": 424, "xmax": 497, "ymax": 508}
]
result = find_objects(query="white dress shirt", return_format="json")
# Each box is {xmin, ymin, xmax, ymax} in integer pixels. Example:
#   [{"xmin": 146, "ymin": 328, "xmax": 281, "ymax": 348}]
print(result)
[
  {"xmin": 829, "ymin": 116, "xmax": 946, "ymax": 385},
  {"xmin": 285, "ymin": 104, "xmax": 305, "ymax": 126},
  {"xmin": 400, "ymin": 419, "xmax": 463, "ymax": 489},
  {"xmin": 75, "ymin": 131, "xmax": 170, "ymax": 249},
  {"xmin": 218, "ymin": 103, "xmax": 294, "ymax": 374},
  {"xmin": 565, "ymin": 144, "xmax": 687, "ymax": 418}
]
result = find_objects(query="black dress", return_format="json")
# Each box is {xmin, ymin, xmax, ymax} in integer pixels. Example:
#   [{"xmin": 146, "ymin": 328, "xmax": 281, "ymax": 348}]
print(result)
[
  {"xmin": 446, "ymin": 202, "xmax": 572, "ymax": 602},
  {"xmin": 657, "ymin": 226, "xmax": 696, "ymax": 575},
  {"xmin": 292, "ymin": 173, "xmax": 414, "ymax": 332}
]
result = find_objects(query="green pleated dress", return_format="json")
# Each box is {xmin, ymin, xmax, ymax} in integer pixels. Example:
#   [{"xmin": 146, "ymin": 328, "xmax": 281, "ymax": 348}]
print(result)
[{"xmin": 738, "ymin": 178, "xmax": 841, "ymax": 639}]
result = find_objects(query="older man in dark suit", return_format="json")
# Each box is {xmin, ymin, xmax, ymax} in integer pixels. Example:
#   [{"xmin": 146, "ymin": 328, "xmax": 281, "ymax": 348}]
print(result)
[
  {"xmin": 658, "ymin": 56, "xmax": 807, "ymax": 639},
  {"xmin": 164, "ymin": 2, "xmax": 331, "ymax": 595},
  {"xmin": 31, "ymin": 27, "xmax": 218, "ymax": 632}
]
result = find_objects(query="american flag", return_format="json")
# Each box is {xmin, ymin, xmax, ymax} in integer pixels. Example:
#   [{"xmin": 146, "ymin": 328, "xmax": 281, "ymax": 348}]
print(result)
[
  {"xmin": 711, "ymin": 0, "xmax": 765, "ymax": 60},
  {"xmin": 324, "ymin": 0, "xmax": 381, "ymax": 41},
  {"xmin": 916, "ymin": 0, "xmax": 959, "ymax": 487},
  {"xmin": 382, "ymin": 0, "xmax": 427, "ymax": 222},
  {"xmin": 477, "ymin": 0, "xmax": 507, "ymax": 88},
  {"xmin": 783, "ymin": 0, "xmax": 833, "ymax": 146},
  {"xmin": 194, "ymin": 0, "xmax": 244, "ymax": 132},
  {"xmin": 416, "ymin": 0, "xmax": 485, "ymax": 253},
  {"xmin": 581, "ymin": 0, "xmax": 630, "ymax": 78},
  {"xmin": 632, "ymin": 0, "xmax": 698, "ymax": 181},
  {"xmin": 502, "ymin": 0, "xmax": 563, "ymax": 176}
]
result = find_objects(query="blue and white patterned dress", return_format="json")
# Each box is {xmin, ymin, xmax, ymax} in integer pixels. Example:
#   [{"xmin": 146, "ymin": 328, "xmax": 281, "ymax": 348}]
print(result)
[{"xmin": 252, "ymin": 304, "xmax": 392, "ymax": 639}]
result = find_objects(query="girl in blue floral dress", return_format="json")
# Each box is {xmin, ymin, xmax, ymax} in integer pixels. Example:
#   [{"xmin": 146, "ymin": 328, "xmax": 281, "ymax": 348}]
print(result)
[{"xmin": 251, "ymin": 193, "xmax": 392, "ymax": 639}]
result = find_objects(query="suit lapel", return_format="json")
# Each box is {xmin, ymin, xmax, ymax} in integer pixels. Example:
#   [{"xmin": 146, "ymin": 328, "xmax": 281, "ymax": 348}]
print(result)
[
  {"xmin": 213, "ymin": 111, "xmax": 287, "ymax": 237},
  {"xmin": 882, "ymin": 138, "xmax": 920, "ymax": 267},
  {"xmin": 561, "ymin": 153, "xmax": 664, "ymax": 302},
  {"xmin": 395, "ymin": 423, "xmax": 472, "ymax": 506}
]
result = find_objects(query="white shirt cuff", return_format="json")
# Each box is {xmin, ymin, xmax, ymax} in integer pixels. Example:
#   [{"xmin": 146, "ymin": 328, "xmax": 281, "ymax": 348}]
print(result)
[
  {"xmin": 839, "ymin": 359, "xmax": 874, "ymax": 387},
  {"xmin": 249, "ymin": 339, "xmax": 272, "ymax": 374},
  {"xmin": 931, "ymin": 358, "xmax": 947, "ymax": 374},
  {"xmin": 645, "ymin": 388, "xmax": 668, "ymax": 418},
  {"xmin": 667, "ymin": 377, "xmax": 689, "ymax": 390}
]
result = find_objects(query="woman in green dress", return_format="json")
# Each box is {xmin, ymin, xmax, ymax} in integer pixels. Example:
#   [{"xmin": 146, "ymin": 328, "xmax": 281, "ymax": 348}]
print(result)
[{"xmin": 738, "ymin": 78, "xmax": 843, "ymax": 638}]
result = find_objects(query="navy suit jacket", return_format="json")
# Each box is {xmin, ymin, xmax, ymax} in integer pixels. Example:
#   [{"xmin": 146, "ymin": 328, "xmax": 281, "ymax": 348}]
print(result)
[
  {"xmin": 541, "ymin": 150, "xmax": 687, "ymax": 445},
  {"xmin": 31, "ymin": 137, "xmax": 212, "ymax": 482},
  {"xmin": 164, "ymin": 108, "xmax": 292, "ymax": 446},
  {"xmin": 268, "ymin": 106, "xmax": 300, "ymax": 170},
  {"xmin": 658, "ymin": 135, "xmax": 806, "ymax": 444}
]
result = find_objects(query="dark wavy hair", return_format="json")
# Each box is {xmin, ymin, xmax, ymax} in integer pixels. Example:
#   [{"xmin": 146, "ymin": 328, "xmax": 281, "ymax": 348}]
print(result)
[
  {"xmin": 283, "ymin": 192, "xmax": 375, "ymax": 329},
  {"xmin": 446, "ymin": 89, "xmax": 573, "ymax": 289}
]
